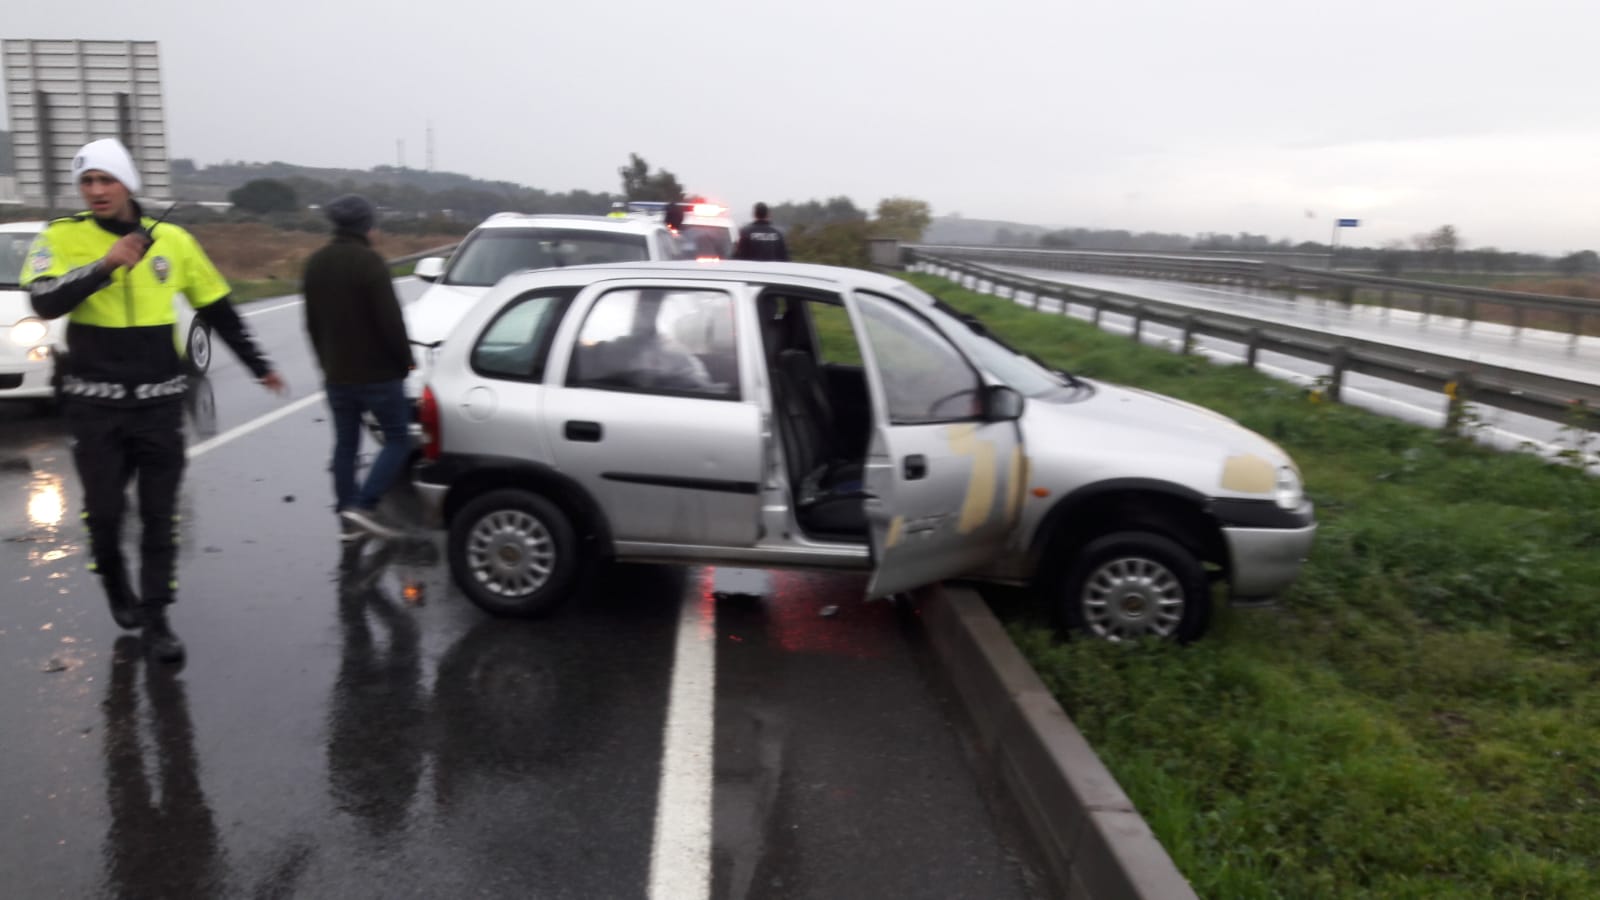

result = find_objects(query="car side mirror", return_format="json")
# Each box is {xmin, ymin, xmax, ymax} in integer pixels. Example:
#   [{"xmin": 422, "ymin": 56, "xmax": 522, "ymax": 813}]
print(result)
[
  {"xmin": 414, "ymin": 257, "xmax": 445, "ymax": 283},
  {"xmin": 982, "ymin": 384, "xmax": 1024, "ymax": 422}
]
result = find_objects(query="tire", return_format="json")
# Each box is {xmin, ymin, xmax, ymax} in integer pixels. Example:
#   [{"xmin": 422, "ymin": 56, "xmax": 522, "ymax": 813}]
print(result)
[
  {"xmin": 448, "ymin": 489, "xmax": 579, "ymax": 618},
  {"xmin": 184, "ymin": 320, "xmax": 212, "ymax": 375},
  {"xmin": 1055, "ymin": 530, "xmax": 1210, "ymax": 643}
]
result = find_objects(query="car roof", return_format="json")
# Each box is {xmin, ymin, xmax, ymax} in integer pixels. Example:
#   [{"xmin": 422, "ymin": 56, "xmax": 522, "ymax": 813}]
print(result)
[
  {"xmin": 490, "ymin": 260, "xmax": 931, "ymax": 306},
  {"xmin": 0, "ymin": 220, "xmax": 45, "ymax": 234},
  {"xmin": 471, "ymin": 213, "xmax": 665, "ymax": 235}
]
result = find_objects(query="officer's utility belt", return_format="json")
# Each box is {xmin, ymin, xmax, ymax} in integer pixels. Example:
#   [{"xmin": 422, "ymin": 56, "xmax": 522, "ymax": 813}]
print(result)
[{"xmin": 61, "ymin": 374, "xmax": 189, "ymax": 402}]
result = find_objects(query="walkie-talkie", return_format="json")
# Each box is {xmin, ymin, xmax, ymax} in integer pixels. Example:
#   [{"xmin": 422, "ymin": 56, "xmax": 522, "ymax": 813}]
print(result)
[{"xmin": 135, "ymin": 202, "xmax": 176, "ymax": 258}]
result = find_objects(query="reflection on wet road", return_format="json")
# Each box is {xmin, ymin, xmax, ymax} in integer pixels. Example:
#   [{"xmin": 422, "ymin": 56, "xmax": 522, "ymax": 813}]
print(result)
[{"xmin": 0, "ymin": 284, "xmax": 1045, "ymax": 898}]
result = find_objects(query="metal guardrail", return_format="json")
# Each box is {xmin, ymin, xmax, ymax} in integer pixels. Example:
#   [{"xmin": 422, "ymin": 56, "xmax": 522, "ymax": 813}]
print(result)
[
  {"xmin": 913, "ymin": 244, "xmax": 1600, "ymax": 340},
  {"xmin": 386, "ymin": 242, "xmax": 460, "ymax": 269},
  {"xmin": 912, "ymin": 251, "xmax": 1600, "ymax": 434}
]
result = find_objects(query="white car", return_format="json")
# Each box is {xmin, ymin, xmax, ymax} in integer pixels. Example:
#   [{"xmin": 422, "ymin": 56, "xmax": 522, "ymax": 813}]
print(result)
[
  {"xmin": 413, "ymin": 261, "xmax": 1317, "ymax": 642},
  {"xmin": 402, "ymin": 213, "xmax": 684, "ymax": 402},
  {"xmin": 1, "ymin": 220, "xmax": 211, "ymax": 407},
  {"xmin": 626, "ymin": 200, "xmax": 740, "ymax": 259}
]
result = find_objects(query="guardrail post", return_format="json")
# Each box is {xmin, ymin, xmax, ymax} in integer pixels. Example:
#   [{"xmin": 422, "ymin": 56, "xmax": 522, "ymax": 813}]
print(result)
[
  {"xmin": 1181, "ymin": 316, "xmax": 1197, "ymax": 355},
  {"xmin": 1131, "ymin": 307, "xmax": 1144, "ymax": 344},
  {"xmin": 1327, "ymin": 347, "xmax": 1348, "ymax": 404},
  {"xmin": 1380, "ymin": 288, "xmax": 1392, "ymax": 319},
  {"xmin": 1443, "ymin": 372, "xmax": 1474, "ymax": 437},
  {"xmin": 1511, "ymin": 305, "xmax": 1524, "ymax": 333},
  {"xmin": 1091, "ymin": 298, "xmax": 1103, "ymax": 326},
  {"xmin": 1571, "ymin": 311, "xmax": 1584, "ymax": 346},
  {"xmin": 1462, "ymin": 298, "xmax": 1477, "ymax": 331},
  {"xmin": 1420, "ymin": 291, "xmax": 1434, "ymax": 321},
  {"xmin": 1245, "ymin": 328, "xmax": 1261, "ymax": 369}
]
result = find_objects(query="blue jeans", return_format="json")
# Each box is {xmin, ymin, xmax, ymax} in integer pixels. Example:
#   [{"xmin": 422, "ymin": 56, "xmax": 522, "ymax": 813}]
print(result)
[{"xmin": 326, "ymin": 380, "xmax": 411, "ymax": 512}]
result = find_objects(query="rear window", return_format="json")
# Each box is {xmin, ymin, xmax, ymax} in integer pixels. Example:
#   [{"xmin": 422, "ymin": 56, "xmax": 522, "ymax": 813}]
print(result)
[
  {"xmin": 679, "ymin": 224, "xmax": 733, "ymax": 259},
  {"xmin": 444, "ymin": 228, "xmax": 650, "ymax": 287}
]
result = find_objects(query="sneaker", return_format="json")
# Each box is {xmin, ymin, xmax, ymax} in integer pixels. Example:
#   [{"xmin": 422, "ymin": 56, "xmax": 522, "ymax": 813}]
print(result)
[
  {"xmin": 141, "ymin": 607, "xmax": 186, "ymax": 665},
  {"xmin": 339, "ymin": 507, "xmax": 405, "ymax": 541},
  {"xmin": 339, "ymin": 517, "xmax": 368, "ymax": 543},
  {"xmin": 102, "ymin": 570, "xmax": 144, "ymax": 630}
]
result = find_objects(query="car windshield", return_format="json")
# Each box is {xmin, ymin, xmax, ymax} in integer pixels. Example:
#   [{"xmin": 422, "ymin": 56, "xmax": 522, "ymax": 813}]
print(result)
[
  {"xmin": 444, "ymin": 228, "xmax": 650, "ymax": 287},
  {"xmin": 679, "ymin": 224, "xmax": 733, "ymax": 259},
  {"xmin": 914, "ymin": 296, "xmax": 1074, "ymax": 398},
  {"xmin": 0, "ymin": 232, "xmax": 38, "ymax": 288}
]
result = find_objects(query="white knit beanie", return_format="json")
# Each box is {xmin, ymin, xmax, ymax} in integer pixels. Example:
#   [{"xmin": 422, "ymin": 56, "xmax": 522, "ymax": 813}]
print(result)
[{"xmin": 71, "ymin": 138, "xmax": 143, "ymax": 193}]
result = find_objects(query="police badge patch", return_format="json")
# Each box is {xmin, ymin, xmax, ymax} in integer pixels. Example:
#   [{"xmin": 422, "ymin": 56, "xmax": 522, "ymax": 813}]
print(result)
[
  {"xmin": 28, "ymin": 243, "xmax": 51, "ymax": 274},
  {"xmin": 151, "ymin": 256, "xmax": 171, "ymax": 283}
]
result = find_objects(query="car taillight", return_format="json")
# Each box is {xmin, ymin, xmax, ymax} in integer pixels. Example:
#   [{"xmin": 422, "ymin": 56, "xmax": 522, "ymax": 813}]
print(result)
[{"xmin": 419, "ymin": 385, "xmax": 441, "ymax": 461}]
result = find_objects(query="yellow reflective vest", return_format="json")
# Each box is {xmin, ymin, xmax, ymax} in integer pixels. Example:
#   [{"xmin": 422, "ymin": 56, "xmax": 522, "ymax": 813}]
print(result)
[{"xmin": 22, "ymin": 211, "xmax": 236, "ymax": 402}]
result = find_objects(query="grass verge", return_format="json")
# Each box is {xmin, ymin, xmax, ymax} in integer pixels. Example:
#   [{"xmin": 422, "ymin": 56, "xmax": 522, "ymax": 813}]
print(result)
[
  {"xmin": 905, "ymin": 273, "xmax": 1600, "ymax": 899},
  {"xmin": 224, "ymin": 253, "xmax": 428, "ymax": 305}
]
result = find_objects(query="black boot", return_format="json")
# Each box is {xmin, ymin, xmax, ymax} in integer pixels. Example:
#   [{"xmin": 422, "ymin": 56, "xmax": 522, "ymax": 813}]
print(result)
[
  {"xmin": 141, "ymin": 605, "xmax": 186, "ymax": 665},
  {"xmin": 102, "ymin": 569, "xmax": 144, "ymax": 630}
]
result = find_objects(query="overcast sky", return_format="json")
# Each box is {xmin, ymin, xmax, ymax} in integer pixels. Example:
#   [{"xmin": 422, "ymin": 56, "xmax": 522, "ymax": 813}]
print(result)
[{"xmin": 5, "ymin": 0, "xmax": 1598, "ymax": 253}]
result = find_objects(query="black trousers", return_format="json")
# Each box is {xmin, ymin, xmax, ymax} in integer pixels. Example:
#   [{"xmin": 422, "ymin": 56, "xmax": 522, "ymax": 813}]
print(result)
[{"xmin": 64, "ymin": 399, "xmax": 186, "ymax": 606}]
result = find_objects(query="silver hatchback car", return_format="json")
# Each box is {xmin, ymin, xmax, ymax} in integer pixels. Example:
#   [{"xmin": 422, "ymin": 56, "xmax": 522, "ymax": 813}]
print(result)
[{"xmin": 413, "ymin": 261, "xmax": 1316, "ymax": 642}]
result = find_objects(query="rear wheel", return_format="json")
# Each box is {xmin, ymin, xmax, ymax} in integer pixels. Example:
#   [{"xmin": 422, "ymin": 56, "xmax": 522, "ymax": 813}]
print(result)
[
  {"xmin": 1055, "ymin": 531, "xmax": 1210, "ymax": 643},
  {"xmin": 448, "ymin": 489, "xmax": 579, "ymax": 618}
]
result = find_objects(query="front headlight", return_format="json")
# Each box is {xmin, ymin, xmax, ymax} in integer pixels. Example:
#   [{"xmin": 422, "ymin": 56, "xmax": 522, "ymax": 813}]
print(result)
[
  {"xmin": 10, "ymin": 317, "xmax": 48, "ymax": 347},
  {"xmin": 1274, "ymin": 466, "xmax": 1304, "ymax": 510}
]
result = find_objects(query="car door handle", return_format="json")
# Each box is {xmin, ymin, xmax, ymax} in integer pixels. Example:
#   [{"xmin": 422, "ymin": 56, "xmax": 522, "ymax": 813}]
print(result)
[
  {"xmin": 903, "ymin": 454, "xmax": 927, "ymax": 480},
  {"xmin": 565, "ymin": 420, "xmax": 603, "ymax": 442}
]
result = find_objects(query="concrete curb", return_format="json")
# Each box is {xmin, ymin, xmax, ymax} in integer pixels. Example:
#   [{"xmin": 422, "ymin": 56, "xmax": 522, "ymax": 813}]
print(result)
[{"xmin": 921, "ymin": 586, "xmax": 1198, "ymax": 900}]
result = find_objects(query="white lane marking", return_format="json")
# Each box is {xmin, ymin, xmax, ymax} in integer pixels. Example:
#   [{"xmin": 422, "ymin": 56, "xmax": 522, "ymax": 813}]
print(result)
[
  {"xmin": 187, "ymin": 391, "xmax": 325, "ymax": 459},
  {"xmin": 648, "ymin": 589, "xmax": 716, "ymax": 900},
  {"xmin": 243, "ymin": 299, "xmax": 301, "ymax": 317}
]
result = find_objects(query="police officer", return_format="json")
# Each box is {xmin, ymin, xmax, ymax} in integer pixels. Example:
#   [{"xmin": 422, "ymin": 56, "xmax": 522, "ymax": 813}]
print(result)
[
  {"xmin": 663, "ymin": 200, "xmax": 685, "ymax": 233},
  {"xmin": 22, "ymin": 138, "xmax": 285, "ymax": 664},
  {"xmin": 732, "ymin": 202, "xmax": 789, "ymax": 261}
]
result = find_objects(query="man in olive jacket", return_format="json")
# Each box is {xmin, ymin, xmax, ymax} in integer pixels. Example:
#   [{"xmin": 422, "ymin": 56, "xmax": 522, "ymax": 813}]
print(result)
[{"xmin": 302, "ymin": 195, "xmax": 413, "ymax": 540}]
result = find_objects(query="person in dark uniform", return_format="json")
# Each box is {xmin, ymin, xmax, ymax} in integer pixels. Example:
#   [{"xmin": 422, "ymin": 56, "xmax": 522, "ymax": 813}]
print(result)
[
  {"xmin": 22, "ymin": 138, "xmax": 286, "ymax": 664},
  {"xmin": 732, "ymin": 202, "xmax": 789, "ymax": 261},
  {"xmin": 663, "ymin": 200, "xmax": 686, "ymax": 233}
]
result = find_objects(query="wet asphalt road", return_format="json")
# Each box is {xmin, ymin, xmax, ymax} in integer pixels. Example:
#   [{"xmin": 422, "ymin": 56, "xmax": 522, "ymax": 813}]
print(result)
[{"xmin": 0, "ymin": 284, "xmax": 1046, "ymax": 899}]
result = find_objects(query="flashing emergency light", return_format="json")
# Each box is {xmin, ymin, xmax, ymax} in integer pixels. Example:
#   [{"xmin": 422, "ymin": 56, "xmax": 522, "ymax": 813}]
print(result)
[{"xmin": 692, "ymin": 203, "xmax": 726, "ymax": 217}]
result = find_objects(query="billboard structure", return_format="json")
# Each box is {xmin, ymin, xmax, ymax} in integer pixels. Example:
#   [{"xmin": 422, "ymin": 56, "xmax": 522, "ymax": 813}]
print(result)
[{"xmin": 2, "ymin": 40, "xmax": 171, "ymax": 210}]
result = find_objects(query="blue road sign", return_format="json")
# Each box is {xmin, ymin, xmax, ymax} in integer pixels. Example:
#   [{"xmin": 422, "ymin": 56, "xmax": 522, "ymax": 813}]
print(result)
[{"xmin": 1337, "ymin": 218, "xmax": 1361, "ymax": 227}]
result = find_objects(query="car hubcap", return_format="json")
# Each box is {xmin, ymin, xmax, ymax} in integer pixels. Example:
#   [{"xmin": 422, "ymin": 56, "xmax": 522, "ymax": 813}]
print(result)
[
  {"xmin": 190, "ymin": 325, "xmax": 211, "ymax": 370},
  {"xmin": 1081, "ymin": 556, "xmax": 1185, "ymax": 640},
  {"xmin": 467, "ymin": 509, "xmax": 554, "ymax": 598}
]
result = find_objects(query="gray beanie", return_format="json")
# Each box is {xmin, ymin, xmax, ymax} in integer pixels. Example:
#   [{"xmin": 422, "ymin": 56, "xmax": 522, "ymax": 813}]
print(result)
[{"xmin": 325, "ymin": 194, "xmax": 374, "ymax": 233}]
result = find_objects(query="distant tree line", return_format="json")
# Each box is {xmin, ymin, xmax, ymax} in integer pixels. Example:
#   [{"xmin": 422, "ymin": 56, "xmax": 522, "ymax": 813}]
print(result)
[
  {"xmin": 155, "ymin": 150, "xmax": 1600, "ymax": 277},
  {"xmin": 177, "ymin": 158, "xmax": 618, "ymax": 227}
]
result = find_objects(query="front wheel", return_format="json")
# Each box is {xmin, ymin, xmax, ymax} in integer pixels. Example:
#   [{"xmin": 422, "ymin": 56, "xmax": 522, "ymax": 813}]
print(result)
[
  {"xmin": 1055, "ymin": 531, "xmax": 1210, "ymax": 643},
  {"xmin": 184, "ymin": 320, "xmax": 212, "ymax": 375},
  {"xmin": 448, "ymin": 489, "xmax": 579, "ymax": 618}
]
